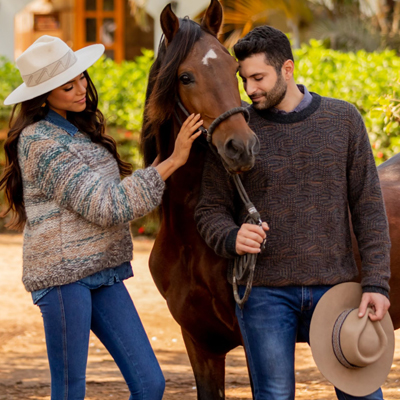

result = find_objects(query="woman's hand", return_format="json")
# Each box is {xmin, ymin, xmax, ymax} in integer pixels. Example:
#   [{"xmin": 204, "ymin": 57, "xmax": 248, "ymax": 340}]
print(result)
[
  {"xmin": 170, "ymin": 113, "xmax": 203, "ymax": 167},
  {"xmin": 155, "ymin": 114, "xmax": 203, "ymax": 181}
]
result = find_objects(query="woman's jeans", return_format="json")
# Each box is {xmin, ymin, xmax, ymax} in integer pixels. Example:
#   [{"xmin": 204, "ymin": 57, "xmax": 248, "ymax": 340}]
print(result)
[
  {"xmin": 235, "ymin": 285, "xmax": 384, "ymax": 400},
  {"xmin": 36, "ymin": 281, "xmax": 165, "ymax": 400}
]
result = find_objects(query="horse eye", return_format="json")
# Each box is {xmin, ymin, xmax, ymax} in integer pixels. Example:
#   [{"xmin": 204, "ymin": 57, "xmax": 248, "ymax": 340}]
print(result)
[{"xmin": 179, "ymin": 74, "xmax": 193, "ymax": 85}]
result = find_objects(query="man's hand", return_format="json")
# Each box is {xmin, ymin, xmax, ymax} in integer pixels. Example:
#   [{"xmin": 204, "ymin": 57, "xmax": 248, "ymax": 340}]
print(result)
[
  {"xmin": 236, "ymin": 222, "xmax": 269, "ymax": 255},
  {"xmin": 358, "ymin": 292, "xmax": 390, "ymax": 321}
]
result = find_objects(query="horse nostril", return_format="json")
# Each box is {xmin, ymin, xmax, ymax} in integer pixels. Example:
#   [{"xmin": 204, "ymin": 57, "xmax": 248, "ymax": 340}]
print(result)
[{"xmin": 224, "ymin": 139, "xmax": 245, "ymax": 160}]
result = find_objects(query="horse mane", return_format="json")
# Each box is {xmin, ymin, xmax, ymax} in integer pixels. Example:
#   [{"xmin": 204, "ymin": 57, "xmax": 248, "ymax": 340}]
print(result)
[{"xmin": 141, "ymin": 17, "xmax": 205, "ymax": 167}]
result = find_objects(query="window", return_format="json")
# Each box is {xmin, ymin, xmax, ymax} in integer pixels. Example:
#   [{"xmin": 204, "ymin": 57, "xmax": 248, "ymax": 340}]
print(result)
[{"xmin": 75, "ymin": 0, "xmax": 124, "ymax": 62}]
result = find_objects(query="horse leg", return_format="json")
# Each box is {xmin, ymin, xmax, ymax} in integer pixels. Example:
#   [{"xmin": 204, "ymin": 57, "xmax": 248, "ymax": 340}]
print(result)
[{"xmin": 181, "ymin": 328, "xmax": 226, "ymax": 400}]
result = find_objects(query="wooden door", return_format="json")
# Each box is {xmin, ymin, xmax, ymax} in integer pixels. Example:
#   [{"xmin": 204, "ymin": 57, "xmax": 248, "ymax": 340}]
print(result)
[{"xmin": 75, "ymin": 0, "xmax": 124, "ymax": 62}]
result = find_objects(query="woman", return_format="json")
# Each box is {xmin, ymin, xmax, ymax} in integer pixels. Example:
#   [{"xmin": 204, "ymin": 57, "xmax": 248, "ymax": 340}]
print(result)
[{"xmin": 0, "ymin": 35, "xmax": 203, "ymax": 399}]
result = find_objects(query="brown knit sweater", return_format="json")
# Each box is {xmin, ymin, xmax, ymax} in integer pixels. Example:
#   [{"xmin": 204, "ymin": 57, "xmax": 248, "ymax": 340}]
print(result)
[{"xmin": 195, "ymin": 94, "xmax": 391, "ymax": 296}]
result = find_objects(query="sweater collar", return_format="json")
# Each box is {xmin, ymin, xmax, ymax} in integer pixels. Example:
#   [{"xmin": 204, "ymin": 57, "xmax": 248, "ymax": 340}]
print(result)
[{"xmin": 253, "ymin": 92, "xmax": 322, "ymax": 124}]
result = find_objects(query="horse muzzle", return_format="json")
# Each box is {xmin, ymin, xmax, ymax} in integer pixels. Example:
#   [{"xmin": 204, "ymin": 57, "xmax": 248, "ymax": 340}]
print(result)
[{"xmin": 220, "ymin": 134, "xmax": 260, "ymax": 173}]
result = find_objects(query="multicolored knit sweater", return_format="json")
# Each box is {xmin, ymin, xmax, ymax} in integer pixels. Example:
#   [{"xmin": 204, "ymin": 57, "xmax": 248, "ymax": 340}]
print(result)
[
  {"xmin": 195, "ymin": 94, "xmax": 391, "ymax": 296},
  {"xmin": 18, "ymin": 119, "xmax": 165, "ymax": 292}
]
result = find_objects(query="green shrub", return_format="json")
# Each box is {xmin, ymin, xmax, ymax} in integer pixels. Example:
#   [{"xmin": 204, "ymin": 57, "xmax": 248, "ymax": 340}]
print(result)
[
  {"xmin": 293, "ymin": 40, "xmax": 400, "ymax": 164},
  {"xmin": 0, "ymin": 56, "xmax": 22, "ymax": 128},
  {"xmin": 89, "ymin": 49, "xmax": 153, "ymax": 134},
  {"xmin": 1, "ymin": 44, "xmax": 400, "ymax": 233}
]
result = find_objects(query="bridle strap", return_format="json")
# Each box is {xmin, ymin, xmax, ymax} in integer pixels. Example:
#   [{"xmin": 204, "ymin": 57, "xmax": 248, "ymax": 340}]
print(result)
[
  {"xmin": 206, "ymin": 107, "xmax": 250, "ymax": 142},
  {"xmin": 175, "ymin": 99, "xmax": 208, "ymax": 136},
  {"xmin": 175, "ymin": 98, "xmax": 249, "ymax": 142}
]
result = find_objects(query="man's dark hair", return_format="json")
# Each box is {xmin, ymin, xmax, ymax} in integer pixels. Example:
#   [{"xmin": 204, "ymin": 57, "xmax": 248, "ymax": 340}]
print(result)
[{"xmin": 233, "ymin": 25, "xmax": 294, "ymax": 72}]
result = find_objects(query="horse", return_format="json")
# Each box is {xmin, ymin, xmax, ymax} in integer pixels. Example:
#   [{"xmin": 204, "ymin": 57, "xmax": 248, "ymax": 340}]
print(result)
[
  {"xmin": 141, "ymin": 1, "xmax": 400, "ymax": 399},
  {"xmin": 140, "ymin": 1, "xmax": 258, "ymax": 398},
  {"xmin": 356, "ymin": 154, "xmax": 400, "ymax": 329}
]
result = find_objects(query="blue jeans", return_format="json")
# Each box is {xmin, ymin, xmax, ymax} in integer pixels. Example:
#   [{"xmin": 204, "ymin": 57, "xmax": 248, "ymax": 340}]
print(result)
[
  {"xmin": 235, "ymin": 285, "xmax": 384, "ymax": 400},
  {"xmin": 36, "ymin": 281, "xmax": 165, "ymax": 400}
]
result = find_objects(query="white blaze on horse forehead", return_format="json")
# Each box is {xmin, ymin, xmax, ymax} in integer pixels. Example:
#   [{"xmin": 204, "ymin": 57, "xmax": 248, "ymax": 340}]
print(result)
[{"xmin": 202, "ymin": 49, "xmax": 218, "ymax": 66}]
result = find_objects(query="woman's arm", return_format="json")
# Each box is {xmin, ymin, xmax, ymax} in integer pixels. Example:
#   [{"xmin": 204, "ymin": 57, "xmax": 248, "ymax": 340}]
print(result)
[{"xmin": 19, "ymin": 114, "xmax": 203, "ymax": 228}]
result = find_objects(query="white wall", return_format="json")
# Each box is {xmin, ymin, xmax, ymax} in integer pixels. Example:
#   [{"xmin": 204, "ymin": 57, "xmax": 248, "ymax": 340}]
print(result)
[
  {"xmin": 0, "ymin": 0, "xmax": 34, "ymax": 60},
  {"xmin": 146, "ymin": 0, "xmax": 211, "ymax": 53}
]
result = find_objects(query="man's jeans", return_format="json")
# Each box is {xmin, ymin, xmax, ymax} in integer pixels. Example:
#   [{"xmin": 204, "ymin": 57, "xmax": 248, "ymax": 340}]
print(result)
[
  {"xmin": 235, "ymin": 285, "xmax": 384, "ymax": 400},
  {"xmin": 37, "ymin": 281, "xmax": 165, "ymax": 400}
]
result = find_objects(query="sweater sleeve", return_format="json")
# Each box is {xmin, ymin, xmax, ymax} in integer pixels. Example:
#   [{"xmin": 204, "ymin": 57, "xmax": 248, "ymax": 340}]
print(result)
[
  {"xmin": 194, "ymin": 150, "xmax": 240, "ymax": 259},
  {"xmin": 19, "ymin": 132, "xmax": 165, "ymax": 228},
  {"xmin": 346, "ymin": 106, "xmax": 391, "ymax": 295}
]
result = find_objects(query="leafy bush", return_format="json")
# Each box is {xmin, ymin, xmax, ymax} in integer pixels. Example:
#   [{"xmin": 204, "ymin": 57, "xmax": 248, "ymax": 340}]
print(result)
[
  {"xmin": 0, "ymin": 56, "xmax": 22, "ymax": 128},
  {"xmin": 1, "ymin": 43, "xmax": 400, "ymax": 233},
  {"xmin": 90, "ymin": 49, "xmax": 153, "ymax": 134},
  {"xmin": 293, "ymin": 40, "xmax": 400, "ymax": 164}
]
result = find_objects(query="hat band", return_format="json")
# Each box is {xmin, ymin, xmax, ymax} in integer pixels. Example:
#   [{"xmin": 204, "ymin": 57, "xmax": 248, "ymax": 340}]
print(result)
[
  {"xmin": 21, "ymin": 50, "xmax": 78, "ymax": 88},
  {"xmin": 332, "ymin": 308, "xmax": 362, "ymax": 369}
]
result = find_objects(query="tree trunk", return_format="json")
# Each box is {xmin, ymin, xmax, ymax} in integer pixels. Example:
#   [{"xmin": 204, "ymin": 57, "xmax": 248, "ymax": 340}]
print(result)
[
  {"xmin": 287, "ymin": 18, "xmax": 300, "ymax": 49},
  {"xmin": 376, "ymin": 0, "xmax": 389, "ymax": 34},
  {"xmin": 391, "ymin": 1, "xmax": 400, "ymax": 35}
]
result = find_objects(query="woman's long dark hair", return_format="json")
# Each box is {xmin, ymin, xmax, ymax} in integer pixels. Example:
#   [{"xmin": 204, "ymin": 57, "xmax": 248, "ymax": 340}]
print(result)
[{"xmin": 0, "ymin": 70, "xmax": 133, "ymax": 231}]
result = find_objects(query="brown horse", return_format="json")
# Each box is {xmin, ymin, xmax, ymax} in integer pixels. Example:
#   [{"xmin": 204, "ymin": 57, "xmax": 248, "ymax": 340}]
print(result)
[
  {"xmin": 141, "ymin": 1, "xmax": 257, "ymax": 398},
  {"xmin": 141, "ymin": 1, "xmax": 400, "ymax": 399},
  {"xmin": 354, "ymin": 154, "xmax": 400, "ymax": 330}
]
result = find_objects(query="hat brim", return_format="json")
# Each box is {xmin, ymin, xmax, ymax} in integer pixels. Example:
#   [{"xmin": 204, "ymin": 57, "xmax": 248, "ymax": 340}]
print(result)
[
  {"xmin": 4, "ymin": 44, "xmax": 105, "ymax": 105},
  {"xmin": 310, "ymin": 282, "xmax": 394, "ymax": 397}
]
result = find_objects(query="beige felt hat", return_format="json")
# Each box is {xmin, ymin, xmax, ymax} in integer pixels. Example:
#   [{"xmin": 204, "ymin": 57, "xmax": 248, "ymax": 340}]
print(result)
[
  {"xmin": 310, "ymin": 282, "xmax": 394, "ymax": 397},
  {"xmin": 4, "ymin": 35, "xmax": 104, "ymax": 105}
]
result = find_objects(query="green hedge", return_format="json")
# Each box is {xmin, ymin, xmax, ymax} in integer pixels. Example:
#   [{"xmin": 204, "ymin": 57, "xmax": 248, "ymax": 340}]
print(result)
[
  {"xmin": 294, "ymin": 40, "xmax": 400, "ymax": 164},
  {"xmin": 1, "ymin": 43, "xmax": 400, "ymax": 232}
]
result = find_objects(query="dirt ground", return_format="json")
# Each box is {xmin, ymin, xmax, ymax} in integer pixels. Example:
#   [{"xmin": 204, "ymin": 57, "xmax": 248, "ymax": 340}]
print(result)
[{"xmin": 1, "ymin": 234, "xmax": 400, "ymax": 400}]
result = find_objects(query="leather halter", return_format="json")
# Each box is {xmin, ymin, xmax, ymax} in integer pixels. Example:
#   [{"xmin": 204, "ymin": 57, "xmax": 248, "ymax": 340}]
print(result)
[{"xmin": 174, "ymin": 98, "xmax": 250, "ymax": 145}]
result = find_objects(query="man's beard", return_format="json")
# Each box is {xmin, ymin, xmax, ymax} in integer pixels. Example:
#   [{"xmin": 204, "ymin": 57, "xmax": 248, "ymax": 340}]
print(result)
[{"xmin": 250, "ymin": 73, "xmax": 287, "ymax": 110}]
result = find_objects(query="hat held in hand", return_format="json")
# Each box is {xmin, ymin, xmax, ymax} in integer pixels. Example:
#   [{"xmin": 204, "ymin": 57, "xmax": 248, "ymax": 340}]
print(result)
[{"xmin": 310, "ymin": 282, "xmax": 394, "ymax": 397}]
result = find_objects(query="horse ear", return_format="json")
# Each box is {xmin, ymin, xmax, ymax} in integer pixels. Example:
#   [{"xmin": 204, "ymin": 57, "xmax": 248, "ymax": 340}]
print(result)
[
  {"xmin": 160, "ymin": 3, "xmax": 180, "ymax": 45},
  {"xmin": 201, "ymin": 0, "xmax": 223, "ymax": 37}
]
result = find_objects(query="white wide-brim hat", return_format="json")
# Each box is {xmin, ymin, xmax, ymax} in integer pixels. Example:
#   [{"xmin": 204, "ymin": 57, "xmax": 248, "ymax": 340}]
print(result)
[
  {"xmin": 310, "ymin": 282, "xmax": 394, "ymax": 397},
  {"xmin": 4, "ymin": 35, "xmax": 105, "ymax": 105}
]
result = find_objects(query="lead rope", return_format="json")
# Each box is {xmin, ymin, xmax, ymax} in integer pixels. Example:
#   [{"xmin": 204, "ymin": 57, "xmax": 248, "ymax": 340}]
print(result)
[
  {"xmin": 175, "ymin": 99, "xmax": 265, "ymax": 308},
  {"xmin": 230, "ymin": 174, "xmax": 266, "ymax": 308}
]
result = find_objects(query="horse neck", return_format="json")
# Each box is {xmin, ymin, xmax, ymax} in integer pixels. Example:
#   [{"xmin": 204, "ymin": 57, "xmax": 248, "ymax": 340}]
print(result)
[{"xmin": 161, "ymin": 120, "xmax": 209, "ymax": 215}]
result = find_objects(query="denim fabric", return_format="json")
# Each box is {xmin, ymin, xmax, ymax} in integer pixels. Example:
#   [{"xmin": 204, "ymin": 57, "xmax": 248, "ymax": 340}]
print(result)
[
  {"xmin": 235, "ymin": 285, "xmax": 384, "ymax": 400},
  {"xmin": 45, "ymin": 109, "xmax": 78, "ymax": 136},
  {"xmin": 36, "ymin": 280, "xmax": 165, "ymax": 400},
  {"xmin": 31, "ymin": 261, "xmax": 133, "ymax": 304}
]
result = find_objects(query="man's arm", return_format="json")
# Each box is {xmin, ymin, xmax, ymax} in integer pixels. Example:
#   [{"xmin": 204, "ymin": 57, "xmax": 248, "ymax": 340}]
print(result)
[
  {"xmin": 195, "ymin": 151, "xmax": 241, "ymax": 258},
  {"xmin": 195, "ymin": 150, "xmax": 268, "ymax": 258}
]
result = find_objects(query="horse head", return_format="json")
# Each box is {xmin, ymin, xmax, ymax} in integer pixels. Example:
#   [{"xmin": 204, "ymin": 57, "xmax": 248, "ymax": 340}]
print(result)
[{"xmin": 142, "ymin": 0, "xmax": 259, "ymax": 173}]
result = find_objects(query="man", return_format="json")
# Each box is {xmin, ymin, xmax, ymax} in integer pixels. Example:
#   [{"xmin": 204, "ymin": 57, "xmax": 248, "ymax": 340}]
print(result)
[{"xmin": 194, "ymin": 25, "xmax": 391, "ymax": 400}]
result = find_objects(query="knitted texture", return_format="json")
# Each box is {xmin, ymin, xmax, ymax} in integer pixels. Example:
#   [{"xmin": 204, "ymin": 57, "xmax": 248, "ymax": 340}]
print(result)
[
  {"xmin": 18, "ymin": 120, "xmax": 165, "ymax": 292},
  {"xmin": 195, "ymin": 94, "xmax": 391, "ymax": 293}
]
